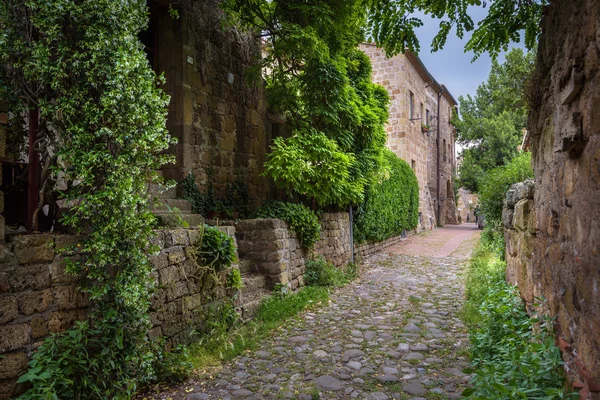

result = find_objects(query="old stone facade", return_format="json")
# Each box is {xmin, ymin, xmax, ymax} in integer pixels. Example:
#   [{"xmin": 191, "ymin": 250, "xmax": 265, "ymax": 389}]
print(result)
[
  {"xmin": 517, "ymin": 0, "xmax": 600, "ymax": 397},
  {"xmin": 457, "ymin": 189, "xmax": 478, "ymax": 223},
  {"xmin": 153, "ymin": 0, "xmax": 275, "ymax": 208},
  {"xmin": 359, "ymin": 44, "xmax": 458, "ymax": 230}
]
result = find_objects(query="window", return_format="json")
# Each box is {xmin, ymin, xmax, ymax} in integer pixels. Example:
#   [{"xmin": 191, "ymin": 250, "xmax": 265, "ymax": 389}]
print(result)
[
  {"xmin": 409, "ymin": 91, "xmax": 414, "ymax": 119},
  {"xmin": 420, "ymin": 102, "xmax": 424, "ymax": 121},
  {"xmin": 411, "ymin": 159, "xmax": 416, "ymax": 170},
  {"xmin": 443, "ymin": 139, "xmax": 447, "ymax": 162},
  {"xmin": 426, "ymin": 109, "xmax": 430, "ymax": 125}
]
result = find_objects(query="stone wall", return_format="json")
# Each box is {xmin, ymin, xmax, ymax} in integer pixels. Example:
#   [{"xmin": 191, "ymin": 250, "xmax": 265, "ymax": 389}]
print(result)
[
  {"xmin": 156, "ymin": 0, "xmax": 274, "ymax": 208},
  {"xmin": 0, "ymin": 228, "xmax": 237, "ymax": 399},
  {"xmin": 354, "ymin": 235, "xmax": 405, "ymax": 258},
  {"xmin": 525, "ymin": 0, "xmax": 600, "ymax": 397},
  {"xmin": 236, "ymin": 213, "xmax": 352, "ymax": 289},
  {"xmin": 503, "ymin": 180, "xmax": 536, "ymax": 304}
]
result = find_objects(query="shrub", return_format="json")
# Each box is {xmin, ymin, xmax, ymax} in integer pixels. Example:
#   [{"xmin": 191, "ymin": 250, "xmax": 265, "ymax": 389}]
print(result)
[
  {"xmin": 353, "ymin": 149, "xmax": 419, "ymax": 243},
  {"xmin": 194, "ymin": 225, "xmax": 237, "ymax": 272},
  {"xmin": 253, "ymin": 201, "xmax": 321, "ymax": 250},
  {"xmin": 304, "ymin": 256, "xmax": 358, "ymax": 287},
  {"xmin": 478, "ymin": 152, "xmax": 533, "ymax": 224}
]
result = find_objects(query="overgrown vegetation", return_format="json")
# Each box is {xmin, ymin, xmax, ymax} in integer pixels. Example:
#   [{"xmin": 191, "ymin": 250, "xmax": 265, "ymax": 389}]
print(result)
[
  {"xmin": 478, "ymin": 152, "xmax": 533, "ymax": 224},
  {"xmin": 182, "ymin": 172, "xmax": 249, "ymax": 218},
  {"xmin": 462, "ymin": 235, "xmax": 574, "ymax": 399},
  {"xmin": 156, "ymin": 286, "xmax": 330, "ymax": 382},
  {"xmin": 353, "ymin": 149, "xmax": 419, "ymax": 243},
  {"xmin": 304, "ymin": 256, "xmax": 359, "ymax": 287},
  {"xmin": 2, "ymin": 1, "xmax": 174, "ymax": 398},
  {"xmin": 253, "ymin": 201, "xmax": 321, "ymax": 250},
  {"xmin": 224, "ymin": 1, "xmax": 391, "ymax": 208}
]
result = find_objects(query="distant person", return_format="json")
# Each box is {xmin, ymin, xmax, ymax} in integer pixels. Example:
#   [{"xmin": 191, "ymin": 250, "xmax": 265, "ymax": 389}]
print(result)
[{"xmin": 474, "ymin": 206, "xmax": 480, "ymax": 224}]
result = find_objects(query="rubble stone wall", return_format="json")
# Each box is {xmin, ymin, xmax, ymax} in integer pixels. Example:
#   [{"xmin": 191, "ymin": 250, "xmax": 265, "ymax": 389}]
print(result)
[
  {"xmin": 236, "ymin": 213, "xmax": 352, "ymax": 289},
  {"xmin": 525, "ymin": 0, "xmax": 600, "ymax": 397},
  {"xmin": 0, "ymin": 228, "xmax": 237, "ymax": 399}
]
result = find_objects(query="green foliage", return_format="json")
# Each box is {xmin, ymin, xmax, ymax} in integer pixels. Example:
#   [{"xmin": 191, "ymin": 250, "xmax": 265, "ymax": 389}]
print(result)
[
  {"xmin": 304, "ymin": 256, "xmax": 359, "ymax": 287},
  {"xmin": 363, "ymin": 0, "xmax": 546, "ymax": 60},
  {"xmin": 478, "ymin": 152, "xmax": 533, "ymax": 224},
  {"xmin": 182, "ymin": 172, "xmax": 249, "ymax": 218},
  {"xmin": 462, "ymin": 239, "xmax": 575, "ymax": 400},
  {"xmin": 353, "ymin": 149, "xmax": 419, "ymax": 243},
  {"xmin": 224, "ymin": 1, "xmax": 390, "ymax": 208},
  {"xmin": 195, "ymin": 225, "xmax": 238, "ymax": 273},
  {"xmin": 253, "ymin": 202, "xmax": 321, "ymax": 250},
  {"xmin": 170, "ymin": 286, "xmax": 329, "ymax": 375},
  {"xmin": 457, "ymin": 48, "xmax": 536, "ymax": 192},
  {"xmin": 2, "ymin": 1, "xmax": 174, "ymax": 397},
  {"xmin": 227, "ymin": 268, "xmax": 243, "ymax": 290}
]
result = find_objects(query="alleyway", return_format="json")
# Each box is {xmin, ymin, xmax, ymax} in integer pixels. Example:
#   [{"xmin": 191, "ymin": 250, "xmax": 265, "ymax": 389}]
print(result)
[{"xmin": 150, "ymin": 224, "xmax": 481, "ymax": 400}]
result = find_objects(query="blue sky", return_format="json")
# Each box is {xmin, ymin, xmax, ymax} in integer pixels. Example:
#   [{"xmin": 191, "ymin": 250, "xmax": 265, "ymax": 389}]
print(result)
[{"xmin": 412, "ymin": 7, "xmax": 525, "ymax": 103}]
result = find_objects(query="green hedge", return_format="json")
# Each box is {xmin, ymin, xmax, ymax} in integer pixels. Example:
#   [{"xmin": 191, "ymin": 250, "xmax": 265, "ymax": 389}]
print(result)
[{"xmin": 353, "ymin": 150, "xmax": 419, "ymax": 243}]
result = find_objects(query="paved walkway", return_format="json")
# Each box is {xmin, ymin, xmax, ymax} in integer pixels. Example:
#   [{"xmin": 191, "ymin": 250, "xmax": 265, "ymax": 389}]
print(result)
[{"xmin": 146, "ymin": 224, "xmax": 481, "ymax": 400}]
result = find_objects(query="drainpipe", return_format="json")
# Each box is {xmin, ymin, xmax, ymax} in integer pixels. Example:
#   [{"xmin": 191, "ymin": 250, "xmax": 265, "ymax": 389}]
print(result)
[
  {"xmin": 27, "ymin": 109, "xmax": 39, "ymax": 232},
  {"xmin": 349, "ymin": 204, "xmax": 354, "ymax": 263},
  {"xmin": 436, "ymin": 91, "xmax": 441, "ymax": 227}
]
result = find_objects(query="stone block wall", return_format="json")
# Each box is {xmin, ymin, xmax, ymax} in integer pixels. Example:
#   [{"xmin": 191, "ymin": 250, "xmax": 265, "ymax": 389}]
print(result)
[
  {"xmin": 0, "ymin": 228, "xmax": 238, "ymax": 399},
  {"xmin": 354, "ymin": 235, "xmax": 405, "ymax": 258},
  {"xmin": 525, "ymin": 0, "xmax": 600, "ymax": 396},
  {"xmin": 236, "ymin": 213, "xmax": 352, "ymax": 289},
  {"xmin": 156, "ymin": 0, "xmax": 274, "ymax": 209},
  {"xmin": 503, "ymin": 180, "xmax": 536, "ymax": 305}
]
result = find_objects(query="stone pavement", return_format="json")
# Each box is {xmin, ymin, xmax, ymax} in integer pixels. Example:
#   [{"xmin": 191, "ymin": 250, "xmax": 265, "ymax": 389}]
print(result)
[{"xmin": 145, "ymin": 225, "xmax": 481, "ymax": 400}]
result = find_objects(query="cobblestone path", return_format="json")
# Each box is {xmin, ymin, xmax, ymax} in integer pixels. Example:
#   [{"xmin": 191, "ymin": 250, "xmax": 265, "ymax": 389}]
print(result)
[{"xmin": 148, "ymin": 225, "xmax": 481, "ymax": 400}]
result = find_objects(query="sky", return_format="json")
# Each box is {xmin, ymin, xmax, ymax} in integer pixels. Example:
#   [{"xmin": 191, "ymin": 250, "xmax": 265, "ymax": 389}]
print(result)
[{"xmin": 411, "ymin": 7, "xmax": 526, "ymax": 103}]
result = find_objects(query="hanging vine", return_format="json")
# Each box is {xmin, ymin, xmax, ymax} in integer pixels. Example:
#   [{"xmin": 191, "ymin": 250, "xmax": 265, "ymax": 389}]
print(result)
[{"xmin": 0, "ymin": 0, "xmax": 174, "ymax": 398}]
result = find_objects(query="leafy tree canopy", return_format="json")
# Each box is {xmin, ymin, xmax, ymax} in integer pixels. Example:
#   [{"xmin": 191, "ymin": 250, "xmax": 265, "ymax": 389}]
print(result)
[
  {"xmin": 455, "ymin": 48, "xmax": 536, "ymax": 192},
  {"xmin": 364, "ymin": 0, "xmax": 547, "ymax": 59}
]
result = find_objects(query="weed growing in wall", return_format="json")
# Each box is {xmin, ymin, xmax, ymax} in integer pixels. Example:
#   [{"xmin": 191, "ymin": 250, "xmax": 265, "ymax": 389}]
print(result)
[{"xmin": 305, "ymin": 256, "xmax": 359, "ymax": 287}]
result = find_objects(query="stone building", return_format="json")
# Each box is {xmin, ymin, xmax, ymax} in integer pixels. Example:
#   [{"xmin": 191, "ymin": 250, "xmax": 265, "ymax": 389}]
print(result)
[{"xmin": 360, "ymin": 44, "xmax": 458, "ymax": 230}]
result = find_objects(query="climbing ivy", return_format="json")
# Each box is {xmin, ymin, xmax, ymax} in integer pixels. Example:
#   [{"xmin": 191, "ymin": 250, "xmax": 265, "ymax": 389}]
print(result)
[
  {"xmin": 1, "ymin": 0, "xmax": 174, "ymax": 398},
  {"xmin": 353, "ymin": 150, "xmax": 419, "ymax": 243}
]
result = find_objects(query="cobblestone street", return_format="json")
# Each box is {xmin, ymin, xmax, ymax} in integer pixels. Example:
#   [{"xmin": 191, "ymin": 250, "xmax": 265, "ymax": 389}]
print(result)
[{"xmin": 147, "ymin": 224, "xmax": 481, "ymax": 400}]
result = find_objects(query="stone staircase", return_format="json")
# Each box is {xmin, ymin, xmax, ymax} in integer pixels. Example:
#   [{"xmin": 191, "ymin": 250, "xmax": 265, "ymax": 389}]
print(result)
[
  {"xmin": 238, "ymin": 259, "xmax": 270, "ymax": 320},
  {"xmin": 150, "ymin": 172, "xmax": 204, "ymax": 228}
]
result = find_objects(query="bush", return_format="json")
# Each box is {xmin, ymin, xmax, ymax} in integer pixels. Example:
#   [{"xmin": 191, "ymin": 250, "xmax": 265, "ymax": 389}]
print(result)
[
  {"xmin": 195, "ymin": 225, "xmax": 237, "ymax": 272},
  {"xmin": 353, "ymin": 149, "xmax": 419, "ymax": 243},
  {"xmin": 478, "ymin": 152, "xmax": 533, "ymax": 224},
  {"xmin": 253, "ymin": 201, "xmax": 321, "ymax": 250}
]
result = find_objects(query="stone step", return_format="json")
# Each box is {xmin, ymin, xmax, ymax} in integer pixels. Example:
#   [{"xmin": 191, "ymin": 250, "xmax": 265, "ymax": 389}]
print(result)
[
  {"xmin": 241, "ymin": 273, "xmax": 266, "ymax": 296},
  {"xmin": 155, "ymin": 213, "xmax": 205, "ymax": 228},
  {"xmin": 152, "ymin": 198, "xmax": 193, "ymax": 214},
  {"xmin": 240, "ymin": 289, "xmax": 270, "ymax": 320},
  {"xmin": 149, "ymin": 182, "xmax": 177, "ymax": 199},
  {"xmin": 238, "ymin": 259, "xmax": 255, "ymax": 274}
]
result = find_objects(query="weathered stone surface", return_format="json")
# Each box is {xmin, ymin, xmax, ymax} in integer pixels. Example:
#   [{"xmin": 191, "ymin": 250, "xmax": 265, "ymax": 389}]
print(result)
[
  {"xmin": 514, "ymin": 199, "xmax": 533, "ymax": 232},
  {"xmin": 0, "ymin": 324, "xmax": 30, "ymax": 353},
  {"xmin": 0, "ymin": 351, "xmax": 28, "ymax": 379},
  {"xmin": 314, "ymin": 375, "xmax": 344, "ymax": 391},
  {"xmin": 11, "ymin": 234, "xmax": 54, "ymax": 264},
  {"xmin": 17, "ymin": 289, "xmax": 53, "ymax": 316},
  {"xmin": 0, "ymin": 295, "xmax": 17, "ymax": 324},
  {"xmin": 9, "ymin": 264, "xmax": 50, "ymax": 291}
]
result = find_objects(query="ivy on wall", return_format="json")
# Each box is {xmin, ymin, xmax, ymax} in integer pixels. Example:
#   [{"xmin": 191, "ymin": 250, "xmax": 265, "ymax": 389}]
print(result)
[
  {"xmin": 1, "ymin": 0, "xmax": 174, "ymax": 398},
  {"xmin": 353, "ymin": 149, "xmax": 419, "ymax": 243}
]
